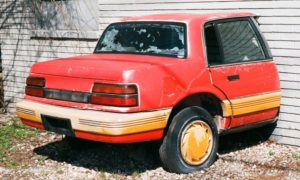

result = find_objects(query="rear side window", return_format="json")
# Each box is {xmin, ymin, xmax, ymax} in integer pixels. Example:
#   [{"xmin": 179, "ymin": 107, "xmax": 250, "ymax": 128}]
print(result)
[{"xmin": 205, "ymin": 18, "xmax": 268, "ymax": 65}]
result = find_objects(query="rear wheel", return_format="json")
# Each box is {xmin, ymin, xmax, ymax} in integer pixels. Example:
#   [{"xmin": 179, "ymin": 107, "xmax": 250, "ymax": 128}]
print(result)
[{"xmin": 159, "ymin": 106, "xmax": 218, "ymax": 173}]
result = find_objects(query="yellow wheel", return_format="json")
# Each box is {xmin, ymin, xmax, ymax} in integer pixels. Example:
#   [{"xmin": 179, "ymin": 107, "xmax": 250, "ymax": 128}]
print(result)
[
  {"xmin": 159, "ymin": 107, "xmax": 218, "ymax": 173},
  {"xmin": 180, "ymin": 120, "xmax": 213, "ymax": 165}
]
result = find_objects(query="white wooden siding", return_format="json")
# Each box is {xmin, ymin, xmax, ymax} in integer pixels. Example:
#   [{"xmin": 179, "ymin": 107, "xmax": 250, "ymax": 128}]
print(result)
[
  {"xmin": 96, "ymin": 0, "xmax": 300, "ymax": 146},
  {"xmin": 1, "ymin": 0, "xmax": 300, "ymax": 146},
  {"xmin": 0, "ymin": 0, "xmax": 98, "ymax": 112}
]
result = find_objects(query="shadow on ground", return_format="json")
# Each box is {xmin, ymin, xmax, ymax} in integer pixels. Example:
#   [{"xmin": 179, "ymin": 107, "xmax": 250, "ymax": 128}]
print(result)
[
  {"xmin": 34, "ymin": 123, "xmax": 276, "ymax": 174},
  {"xmin": 219, "ymin": 123, "xmax": 276, "ymax": 154},
  {"xmin": 34, "ymin": 138, "xmax": 162, "ymax": 175}
]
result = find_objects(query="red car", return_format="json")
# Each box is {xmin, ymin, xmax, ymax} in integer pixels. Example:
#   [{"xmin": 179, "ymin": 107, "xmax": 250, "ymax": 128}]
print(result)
[{"xmin": 16, "ymin": 12, "xmax": 281, "ymax": 173}]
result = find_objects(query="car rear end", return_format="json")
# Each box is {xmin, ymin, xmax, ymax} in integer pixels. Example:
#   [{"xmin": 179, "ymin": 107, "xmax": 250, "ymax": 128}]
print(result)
[{"xmin": 17, "ymin": 73, "xmax": 171, "ymax": 143}]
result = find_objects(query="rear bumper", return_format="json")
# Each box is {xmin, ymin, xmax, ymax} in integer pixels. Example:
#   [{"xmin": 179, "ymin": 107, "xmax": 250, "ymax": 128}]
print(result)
[{"xmin": 16, "ymin": 100, "xmax": 171, "ymax": 143}]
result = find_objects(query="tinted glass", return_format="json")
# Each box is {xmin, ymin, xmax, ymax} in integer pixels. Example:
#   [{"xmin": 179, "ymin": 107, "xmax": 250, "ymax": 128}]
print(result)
[
  {"xmin": 95, "ymin": 22, "xmax": 186, "ymax": 58},
  {"xmin": 205, "ymin": 25, "xmax": 222, "ymax": 65},
  {"xmin": 217, "ymin": 20, "xmax": 266, "ymax": 63}
]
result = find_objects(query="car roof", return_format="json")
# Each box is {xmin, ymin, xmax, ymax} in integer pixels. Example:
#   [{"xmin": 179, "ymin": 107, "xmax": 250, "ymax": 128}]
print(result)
[{"xmin": 122, "ymin": 12, "xmax": 256, "ymax": 23}]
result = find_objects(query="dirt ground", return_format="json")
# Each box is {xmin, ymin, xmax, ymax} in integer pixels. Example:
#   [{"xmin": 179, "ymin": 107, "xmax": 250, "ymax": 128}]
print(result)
[{"xmin": 0, "ymin": 117, "xmax": 299, "ymax": 180}]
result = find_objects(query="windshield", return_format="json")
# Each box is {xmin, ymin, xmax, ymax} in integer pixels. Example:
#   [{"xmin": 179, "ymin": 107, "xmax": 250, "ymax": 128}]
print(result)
[{"xmin": 94, "ymin": 22, "xmax": 187, "ymax": 58}]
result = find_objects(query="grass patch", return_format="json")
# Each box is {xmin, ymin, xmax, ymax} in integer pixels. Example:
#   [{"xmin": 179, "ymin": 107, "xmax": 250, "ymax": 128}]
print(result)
[
  {"xmin": 132, "ymin": 170, "xmax": 141, "ymax": 179},
  {"xmin": 292, "ymin": 152, "xmax": 300, "ymax": 160},
  {"xmin": 0, "ymin": 118, "xmax": 40, "ymax": 166},
  {"xmin": 268, "ymin": 150, "xmax": 275, "ymax": 156},
  {"xmin": 57, "ymin": 169, "xmax": 64, "ymax": 174},
  {"xmin": 97, "ymin": 170, "xmax": 107, "ymax": 180}
]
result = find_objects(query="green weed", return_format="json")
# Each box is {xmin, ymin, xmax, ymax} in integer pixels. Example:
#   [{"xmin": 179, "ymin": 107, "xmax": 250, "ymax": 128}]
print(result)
[
  {"xmin": 268, "ymin": 150, "xmax": 275, "ymax": 156},
  {"xmin": 57, "ymin": 169, "xmax": 64, "ymax": 174},
  {"xmin": 0, "ymin": 118, "xmax": 40, "ymax": 166},
  {"xmin": 292, "ymin": 151, "xmax": 300, "ymax": 160},
  {"xmin": 132, "ymin": 170, "xmax": 141, "ymax": 179}
]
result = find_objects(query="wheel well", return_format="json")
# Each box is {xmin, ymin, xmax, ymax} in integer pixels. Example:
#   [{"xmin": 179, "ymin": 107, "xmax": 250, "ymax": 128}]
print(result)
[{"xmin": 165, "ymin": 93, "xmax": 223, "ymax": 134}]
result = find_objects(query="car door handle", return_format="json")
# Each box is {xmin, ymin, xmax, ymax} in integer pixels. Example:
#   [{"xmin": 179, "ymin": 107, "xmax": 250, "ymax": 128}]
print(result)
[{"xmin": 227, "ymin": 74, "xmax": 240, "ymax": 81}]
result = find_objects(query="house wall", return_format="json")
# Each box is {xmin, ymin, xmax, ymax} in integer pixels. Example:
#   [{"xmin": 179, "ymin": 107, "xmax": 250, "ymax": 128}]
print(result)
[
  {"xmin": 0, "ymin": 0, "xmax": 299, "ymax": 146},
  {"xmin": 0, "ymin": 0, "xmax": 99, "ymax": 111}
]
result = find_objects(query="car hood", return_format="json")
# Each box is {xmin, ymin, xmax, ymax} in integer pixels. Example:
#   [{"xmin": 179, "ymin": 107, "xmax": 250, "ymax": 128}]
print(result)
[{"xmin": 31, "ymin": 54, "xmax": 182, "ymax": 81}]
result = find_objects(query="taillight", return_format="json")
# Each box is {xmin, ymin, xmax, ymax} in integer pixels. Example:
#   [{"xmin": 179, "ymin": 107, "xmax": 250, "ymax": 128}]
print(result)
[
  {"xmin": 26, "ymin": 77, "xmax": 45, "ymax": 87},
  {"xmin": 25, "ymin": 86, "xmax": 44, "ymax": 97},
  {"xmin": 25, "ymin": 76, "xmax": 45, "ymax": 98},
  {"xmin": 90, "ymin": 83, "xmax": 138, "ymax": 107},
  {"xmin": 92, "ymin": 83, "xmax": 137, "ymax": 94}
]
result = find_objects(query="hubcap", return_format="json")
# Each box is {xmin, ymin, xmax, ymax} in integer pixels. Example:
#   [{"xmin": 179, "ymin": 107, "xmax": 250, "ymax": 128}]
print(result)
[{"xmin": 180, "ymin": 120, "xmax": 213, "ymax": 165}]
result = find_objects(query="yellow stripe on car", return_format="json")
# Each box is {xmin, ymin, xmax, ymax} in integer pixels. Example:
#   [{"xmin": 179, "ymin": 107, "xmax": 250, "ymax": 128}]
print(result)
[
  {"xmin": 222, "ymin": 91, "xmax": 281, "ymax": 117},
  {"xmin": 16, "ymin": 100, "xmax": 171, "ymax": 136}
]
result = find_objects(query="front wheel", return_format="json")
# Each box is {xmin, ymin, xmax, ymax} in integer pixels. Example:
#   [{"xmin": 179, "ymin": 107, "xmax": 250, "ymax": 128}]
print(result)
[{"xmin": 159, "ymin": 106, "xmax": 219, "ymax": 173}]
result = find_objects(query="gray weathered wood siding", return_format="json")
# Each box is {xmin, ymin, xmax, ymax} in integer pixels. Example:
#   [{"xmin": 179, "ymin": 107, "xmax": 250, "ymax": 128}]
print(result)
[
  {"xmin": 0, "ymin": 0, "xmax": 98, "ymax": 111},
  {"xmin": 98, "ymin": 0, "xmax": 300, "ymax": 146},
  {"xmin": 1, "ymin": 0, "xmax": 300, "ymax": 146}
]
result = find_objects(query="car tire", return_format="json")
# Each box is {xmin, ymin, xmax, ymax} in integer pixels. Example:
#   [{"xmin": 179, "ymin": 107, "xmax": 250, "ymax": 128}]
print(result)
[{"xmin": 159, "ymin": 106, "xmax": 219, "ymax": 173}]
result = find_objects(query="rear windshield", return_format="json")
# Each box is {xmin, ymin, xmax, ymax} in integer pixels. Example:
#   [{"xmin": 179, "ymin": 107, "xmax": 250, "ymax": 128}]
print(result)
[{"xmin": 94, "ymin": 22, "xmax": 187, "ymax": 58}]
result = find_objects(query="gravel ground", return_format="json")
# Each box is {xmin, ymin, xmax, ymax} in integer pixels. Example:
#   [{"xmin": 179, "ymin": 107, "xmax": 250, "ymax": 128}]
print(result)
[{"xmin": 0, "ymin": 118, "xmax": 299, "ymax": 180}]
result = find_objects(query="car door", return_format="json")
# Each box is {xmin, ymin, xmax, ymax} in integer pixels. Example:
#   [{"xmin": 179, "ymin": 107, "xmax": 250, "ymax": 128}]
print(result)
[{"xmin": 204, "ymin": 17, "xmax": 281, "ymax": 127}]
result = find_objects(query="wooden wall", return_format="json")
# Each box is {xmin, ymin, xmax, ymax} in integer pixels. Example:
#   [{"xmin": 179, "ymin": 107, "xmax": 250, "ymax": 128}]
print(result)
[{"xmin": 0, "ymin": 0, "xmax": 98, "ymax": 111}]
